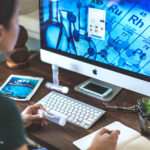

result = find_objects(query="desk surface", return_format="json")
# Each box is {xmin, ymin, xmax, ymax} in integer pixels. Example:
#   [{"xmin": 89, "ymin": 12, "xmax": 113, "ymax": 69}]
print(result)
[{"xmin": 0, "ymin": 53, "xmax": 149, "ymax": 150}]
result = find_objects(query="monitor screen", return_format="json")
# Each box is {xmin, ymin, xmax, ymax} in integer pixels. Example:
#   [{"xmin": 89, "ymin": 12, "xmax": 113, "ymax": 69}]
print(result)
[{"xmin": 39, "ymin": 0, "xmax": 150, "ymax": 96}]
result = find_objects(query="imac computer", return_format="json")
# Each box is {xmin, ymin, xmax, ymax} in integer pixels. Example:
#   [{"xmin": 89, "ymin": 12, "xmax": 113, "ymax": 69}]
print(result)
[{"xmin": 39, "ymin": 0, "xmax": 150, "ymax": 98}]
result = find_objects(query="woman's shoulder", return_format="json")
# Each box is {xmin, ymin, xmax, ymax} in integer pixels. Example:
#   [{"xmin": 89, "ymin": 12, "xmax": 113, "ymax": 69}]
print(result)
[
  {"xmin": 0, "ymin": 95, "xmax": 20, "ymax": 120},
  {"xmin": 0, "ymin": 97, "xmax": 27, "ymax": 149},
  {"xmin": 0, "ymin": 95, "xmax": 16, "ymax": 109}
]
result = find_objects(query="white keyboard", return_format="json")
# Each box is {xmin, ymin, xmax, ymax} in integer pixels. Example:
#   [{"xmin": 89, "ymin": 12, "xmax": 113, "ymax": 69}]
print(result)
[{"xmin": 37, "ymin": 91, "xmax": 105, "ymax": 129}]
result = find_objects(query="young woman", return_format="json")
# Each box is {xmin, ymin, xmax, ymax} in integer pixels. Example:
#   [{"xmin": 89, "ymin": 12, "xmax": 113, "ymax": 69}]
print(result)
[
  {"xmin": 0, "ymin": 0, "xmax": 119, "ymax": 150},
  {"xmin": 0, "ymin": 1, "xmax": 47, "ymax": 150}
]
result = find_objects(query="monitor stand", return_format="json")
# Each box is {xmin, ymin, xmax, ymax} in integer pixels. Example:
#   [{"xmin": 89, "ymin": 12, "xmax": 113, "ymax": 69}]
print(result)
[
  {"xmin": 74, "ymin": 78, "xmax": 122, "ymax": 102},
  {"xmin": 45, "ymin": 64, "xmax": 69, "ymax": 94}
]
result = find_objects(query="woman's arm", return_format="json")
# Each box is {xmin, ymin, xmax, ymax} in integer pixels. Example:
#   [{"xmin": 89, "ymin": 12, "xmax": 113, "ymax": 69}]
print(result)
[
  {"xmin": 21, "ymin": 104, "xmax": 48, "ymax": 128},
  {"xmin": 17, "ymin": 144, "xmax": 28, "ymax": 150},
  {"xmin": 88, "ymin": 128, "xmax": 120, "ymax": 150}
]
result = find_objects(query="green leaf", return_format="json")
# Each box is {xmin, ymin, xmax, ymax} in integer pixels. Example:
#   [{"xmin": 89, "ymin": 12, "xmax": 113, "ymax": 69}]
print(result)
[{"xmin": 139, "ymin": 98, "xmax": 150, "ymax": 114}]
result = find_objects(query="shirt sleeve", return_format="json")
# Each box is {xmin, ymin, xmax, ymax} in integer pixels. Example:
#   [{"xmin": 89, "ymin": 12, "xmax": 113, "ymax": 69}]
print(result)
[{"xmin": 0, "ymin": 96, "xmax": 27, "ymax": 150}]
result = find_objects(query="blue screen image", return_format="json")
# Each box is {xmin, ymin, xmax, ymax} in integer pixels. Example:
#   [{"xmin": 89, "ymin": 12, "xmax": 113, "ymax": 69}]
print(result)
[
  {"xmin": 40, "ymin": 0, "xmax": 150, "ymax": 77},
  {"xmin": 0, "ymin": 77, "xmax": 39, "ymax": 99}
]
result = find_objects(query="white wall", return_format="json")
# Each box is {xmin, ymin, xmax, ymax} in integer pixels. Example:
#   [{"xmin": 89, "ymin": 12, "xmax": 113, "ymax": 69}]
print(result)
[
  {"xmin": 26, "ymin": 38, "xmax": 40, "ymax": 51},
  {"xmin": 19, "ymin": 10, "xmax": 40, "ymax": 51}
]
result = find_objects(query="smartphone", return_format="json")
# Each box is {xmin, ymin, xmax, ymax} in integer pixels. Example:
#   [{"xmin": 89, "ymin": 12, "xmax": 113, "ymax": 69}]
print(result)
[{"xmin": 80, "ymin": 81, "xmax": 112, "ymax": 98}]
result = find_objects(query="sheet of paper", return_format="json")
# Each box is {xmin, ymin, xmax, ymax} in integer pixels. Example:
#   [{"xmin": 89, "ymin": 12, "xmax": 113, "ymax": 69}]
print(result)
[
  {"xmin": 120, "ymin": 136, "xmax": 150, "ymax": 150},
  {"xmin": 88, "ymin": 8, "xmax": 106, "ymax": 40}
]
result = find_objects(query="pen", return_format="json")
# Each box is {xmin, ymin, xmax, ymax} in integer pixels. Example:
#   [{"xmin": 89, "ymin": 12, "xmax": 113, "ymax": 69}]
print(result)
[{"xmin": 107, "ymin": 131, "xmax": 112, "ymax": 134}]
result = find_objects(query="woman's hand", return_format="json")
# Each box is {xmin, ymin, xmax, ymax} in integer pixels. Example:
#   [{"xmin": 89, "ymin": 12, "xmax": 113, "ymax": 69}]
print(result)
[
  {"xmin": 88, "ymin": 128, "xmax": 120, "ymax": 150},
  {"xmin": 21, "ymin": 104, "xmax": 48, "ymax": 128}
]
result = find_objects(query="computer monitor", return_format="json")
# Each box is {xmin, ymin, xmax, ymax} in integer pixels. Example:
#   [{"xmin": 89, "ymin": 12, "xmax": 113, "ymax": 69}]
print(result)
[{"xmin": 39, "ymin": 0, "xmax": 150, "ymax": 97}]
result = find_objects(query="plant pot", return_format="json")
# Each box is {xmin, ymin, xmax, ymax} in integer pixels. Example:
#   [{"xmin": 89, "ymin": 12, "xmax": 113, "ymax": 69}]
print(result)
[{"xmin": 139, "ymin": 112, "xmax": 150, "ymax": 136}]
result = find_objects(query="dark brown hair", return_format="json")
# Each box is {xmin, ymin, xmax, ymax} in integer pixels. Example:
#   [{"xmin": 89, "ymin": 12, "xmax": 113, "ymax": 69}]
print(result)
[{"xmin": 0, "ymin": 0, "xmax": 17, "ymax": 28}]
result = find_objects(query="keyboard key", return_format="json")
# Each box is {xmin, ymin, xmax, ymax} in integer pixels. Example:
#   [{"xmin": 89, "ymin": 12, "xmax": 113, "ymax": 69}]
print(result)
[{"xmin": 84, "ymin": 125, "xmax": 89, "ymax": 129}]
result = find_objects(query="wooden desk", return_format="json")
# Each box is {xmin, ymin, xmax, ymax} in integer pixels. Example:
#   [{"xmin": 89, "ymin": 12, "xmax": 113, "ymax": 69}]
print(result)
[{"xmin": 0, "ymin": 53, "xmax": 149, "ymax": 150}]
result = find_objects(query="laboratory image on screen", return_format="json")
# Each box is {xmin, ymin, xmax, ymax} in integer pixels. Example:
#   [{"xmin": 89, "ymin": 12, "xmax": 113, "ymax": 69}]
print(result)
[{"xmin": 40, "ymin": 0, "xmax": 150, "ymax": 78}]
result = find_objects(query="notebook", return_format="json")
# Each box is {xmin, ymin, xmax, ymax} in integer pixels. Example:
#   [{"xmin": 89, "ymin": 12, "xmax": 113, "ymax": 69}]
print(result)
[{"xmin": 73, "ymin": 121, "xmax": 150, "ymax": 150}]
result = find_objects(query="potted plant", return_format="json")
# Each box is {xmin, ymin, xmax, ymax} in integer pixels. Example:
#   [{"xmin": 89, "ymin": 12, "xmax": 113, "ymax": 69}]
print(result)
[{"xmin": 138, "ymin": 97, "xmax": 150, "ymax": 136}]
